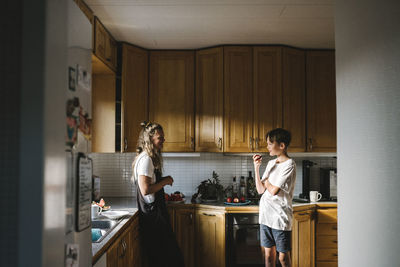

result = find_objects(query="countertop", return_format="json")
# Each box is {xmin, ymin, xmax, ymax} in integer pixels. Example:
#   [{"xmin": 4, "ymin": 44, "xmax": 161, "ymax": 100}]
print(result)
[
  {"xmin": 92, "ymin": 197, "xmax": 337, "ymax": 263},
  {"xmin": 92, "ymin": 197, "xmax": 138, "ymax": 264}
]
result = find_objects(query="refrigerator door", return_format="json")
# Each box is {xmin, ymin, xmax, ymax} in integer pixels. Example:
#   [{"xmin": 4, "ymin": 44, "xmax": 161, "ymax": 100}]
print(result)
[{"xmin": 65, "ymin": 1, "xmax": 93, "ymax": 266}]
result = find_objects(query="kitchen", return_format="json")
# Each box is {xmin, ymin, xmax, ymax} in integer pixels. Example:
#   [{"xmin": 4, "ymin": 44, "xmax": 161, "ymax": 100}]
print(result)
[{"xmin": 2, "ymin": 1, "xmax": 400, "ymax": 267}]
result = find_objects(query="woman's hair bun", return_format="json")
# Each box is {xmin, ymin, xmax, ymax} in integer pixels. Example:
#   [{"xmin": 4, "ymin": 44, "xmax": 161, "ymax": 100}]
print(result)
[{"xmin": 140, "ymin": 121, "xmax": 152, "ymax": 129}]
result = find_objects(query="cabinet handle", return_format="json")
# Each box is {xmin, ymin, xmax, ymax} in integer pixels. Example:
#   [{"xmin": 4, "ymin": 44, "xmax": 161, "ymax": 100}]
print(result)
[
  {"xmin": 218, "ymin": 137, "xmax": 222, "ymax": 150},
  {"xmin": 191, "ymin": 137, "xmax": 194, "ymax": 150},
  {"xmin": 189, "ymin": 213, "xmax": 193, "ymax": 225},
  {"xmin": 332, "ymin": 225, "xmax": 338, "ymax": 230},
  {"xmin": 298, "ymin": 212, "xmax": 308, "ymax": 216},
  {"xmin": 202, "ymin": 213, "xmax": 216, "ymax": 217},
  {"xmin": 255, "ymin": 137, "xmax": 259, "ymax": 150},
  {"xmin": 249, "ymin": 137, "xmax": 253, "ymax": 150},
  {"xmin": 124, "ymin": 137, "xmax": 128, "ymax": 151},
  {"xmin": 332, "ymin": 240, "xmax": 338, "ymax": 244},
  {"xmin": 119, "ymin": 240, "xmax": 126, "ymax": 258},
  {"xmin": 333, "ymin": 253, "xmax": 338, "ymax": 257},
  {"xmin": 308, "ymin": 138, "xmax": 313, "ymax": 151}
]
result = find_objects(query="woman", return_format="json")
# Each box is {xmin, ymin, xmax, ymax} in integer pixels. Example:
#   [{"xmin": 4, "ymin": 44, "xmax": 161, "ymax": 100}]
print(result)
[{"xmin": 132, "ymin": 121, "xmax": 184, "ymax": 267}]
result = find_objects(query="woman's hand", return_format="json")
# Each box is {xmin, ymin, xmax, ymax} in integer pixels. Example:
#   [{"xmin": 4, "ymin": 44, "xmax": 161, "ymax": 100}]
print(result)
[
  {"xmin": 162, "ymin": 176, "xmax": 174, "ymax": 186},
  {"xmin": 253, "ymin": 154, "xmax": 262, "ymax": 169}
]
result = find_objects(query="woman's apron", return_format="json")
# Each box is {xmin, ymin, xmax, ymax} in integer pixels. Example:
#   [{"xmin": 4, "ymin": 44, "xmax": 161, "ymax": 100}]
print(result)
[{"xmin": 137, "ymin": 169, "xmax": 185, "ymax": 267}]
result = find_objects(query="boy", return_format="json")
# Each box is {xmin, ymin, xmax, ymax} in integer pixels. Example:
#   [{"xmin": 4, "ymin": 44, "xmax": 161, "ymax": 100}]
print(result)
[{"xmin": 253, "ymin": 128, "xmax": 296, "ymax": 267}]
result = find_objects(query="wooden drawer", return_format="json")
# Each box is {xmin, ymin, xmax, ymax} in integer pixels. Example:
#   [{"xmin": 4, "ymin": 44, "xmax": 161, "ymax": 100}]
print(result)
[
  {"xmin": 317, "ymin": 235, "xmax": 338, "ymax": 248},
  {"xmin": 317, "ymin": 223, "xmax": 337, "ymax": 235},
  {"xmin": 316, "ymin": 261, "xmax": 338, "ymax": 267},
  {"xmin": 317, "ymin": 208, "xmax": 337, "ymax": 223},
  {"xmin": 316, "ymin": 248, "xmax": 338, "ymax": 261}
]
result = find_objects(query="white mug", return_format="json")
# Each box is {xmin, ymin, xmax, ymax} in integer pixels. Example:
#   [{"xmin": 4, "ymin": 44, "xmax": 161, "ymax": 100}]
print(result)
[
  {"xmin": 309, "ymin": 191, "xmax": 322, "ymax": 202},
  {"xmin": 91, "ymin": 204, "xmax": 102, "ymax": 219}
]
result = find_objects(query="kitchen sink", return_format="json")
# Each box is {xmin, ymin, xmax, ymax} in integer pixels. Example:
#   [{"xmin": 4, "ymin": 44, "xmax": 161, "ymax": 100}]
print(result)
[{"xmin": 91, "ymin": 219, "xmax": 120, "ymax": 243}]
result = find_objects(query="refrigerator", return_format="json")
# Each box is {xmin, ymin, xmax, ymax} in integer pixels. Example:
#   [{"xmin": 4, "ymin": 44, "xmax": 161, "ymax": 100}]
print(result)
[{"xmin": 65, "ymin": 1, "xmax": 93, "ymax": 266}]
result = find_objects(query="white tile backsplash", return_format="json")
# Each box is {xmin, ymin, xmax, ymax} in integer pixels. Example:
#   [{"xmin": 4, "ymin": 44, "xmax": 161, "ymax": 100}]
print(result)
[{"xmin": 90, "ymin": 152, "xmax": 336, "ymax": 199}]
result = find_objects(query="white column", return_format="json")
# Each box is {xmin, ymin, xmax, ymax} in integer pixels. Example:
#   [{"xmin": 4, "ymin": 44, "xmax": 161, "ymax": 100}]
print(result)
[{"xmin": 335, "ymin": 0, "xmax": 400, "ymax": 266}]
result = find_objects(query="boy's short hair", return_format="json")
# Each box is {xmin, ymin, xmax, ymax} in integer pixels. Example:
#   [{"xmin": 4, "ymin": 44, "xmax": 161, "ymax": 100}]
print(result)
[{"xmin": 266, "ymin": 128, "xmax": 292, "ymax": 149}]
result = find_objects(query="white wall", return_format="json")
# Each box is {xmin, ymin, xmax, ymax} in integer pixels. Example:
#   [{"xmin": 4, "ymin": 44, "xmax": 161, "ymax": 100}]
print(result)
[{"xmin": 335, "ymin": 0, "xmax": 400, "ymax": 266}]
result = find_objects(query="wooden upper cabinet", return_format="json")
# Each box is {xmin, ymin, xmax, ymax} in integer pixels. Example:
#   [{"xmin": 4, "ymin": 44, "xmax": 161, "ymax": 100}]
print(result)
[
  {"xmin": 282, "ymin": 47, "xmax": 306, "ymax": 152},
  {"xmin": 306, "ymin": 51, "xmax": 336, "ymax": 152},
  {"xmin": 253, "ymin": 46, "xmax": 283, "ymax": 152},
  {"xmin": 94, "ymin": 17, "xmax": 117, "ymax": 72},
  {"xmin": 121, "ymin": 44, "xmax": 148, "ymax": 152},
  {"xmin": 149, "ymin": 51, "xmax": 195, "ymax": 152},
  {"xmin": 196, "ymin": 47, "xmax": 224, "ymax": 152},
  {"xmin": 224, "ymin": 46, "xmax": 253, "ymax": 152},
  {"xmin": 92, "ymin": 72, "xmax": 116, "ymax": 153}
]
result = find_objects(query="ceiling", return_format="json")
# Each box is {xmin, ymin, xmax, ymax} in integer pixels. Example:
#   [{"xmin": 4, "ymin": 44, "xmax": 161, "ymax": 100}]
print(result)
[{"xmin": 86, "ymin": 0, "xmax": 335, "ymax": 50}]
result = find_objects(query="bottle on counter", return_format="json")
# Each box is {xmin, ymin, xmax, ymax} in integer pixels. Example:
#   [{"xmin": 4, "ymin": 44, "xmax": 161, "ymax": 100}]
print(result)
[
  {"xmin": 232, "ymin": 176, "xmax": 238, "ymax": 197},
  {"xmin": 240, "ymin": 176, "xmax": 246, "ymax": 198},
  {"xmin": 247, "ymin": 171, "xmax": 257, "ymax": 199}
]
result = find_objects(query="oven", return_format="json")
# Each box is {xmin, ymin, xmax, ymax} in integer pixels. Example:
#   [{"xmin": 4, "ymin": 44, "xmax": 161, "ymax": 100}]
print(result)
[{"xmin": 226, "ymin": 213, "xmax": 264, "ymax": 267}]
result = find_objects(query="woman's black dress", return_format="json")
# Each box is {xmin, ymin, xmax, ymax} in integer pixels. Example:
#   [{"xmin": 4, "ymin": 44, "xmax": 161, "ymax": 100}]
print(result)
[{"xmin": 136, "ymin": 170, "xmax": 185, "ymax": 267}]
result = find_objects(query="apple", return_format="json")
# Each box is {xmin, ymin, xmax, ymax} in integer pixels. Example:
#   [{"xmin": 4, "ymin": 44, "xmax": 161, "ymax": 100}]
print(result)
[
  {"xmin": 233, "ymin": 197, "xmax": 240, "ymax": 203},
  {"xmin": 226, "ymin": 197, "xmax": 232, "ymax": 203},
  {"xmin": 240, "ymin": 196, "xmax": 246, "ymax": 203}
]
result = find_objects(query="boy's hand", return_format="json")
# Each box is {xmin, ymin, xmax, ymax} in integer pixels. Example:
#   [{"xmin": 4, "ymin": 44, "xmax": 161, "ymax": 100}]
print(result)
[{"xmin": 253, "ymin": 154, "xmax": 262, "ymax": 169}]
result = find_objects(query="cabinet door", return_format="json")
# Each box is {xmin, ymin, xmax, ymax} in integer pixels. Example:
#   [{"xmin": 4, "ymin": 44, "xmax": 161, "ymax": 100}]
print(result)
[
  {"xmin": 282, "ymin": 47, "xmax": 306, "ymax": 152},
  {"xmin": 195, "ymin": 209, "xmax": 225, "ymax": 267},
  {"xmin": 94, "ymin": 18, "xmax": 107, "ymax": 62},
  {"xmin": 105, "ymin": 37, "xmax": 117, "ymax": 71},
  {"xmin": 106, "ymin": 238, "xmax": 119, "ymax": 267},
  {"xmin": 175, "ymin": 207, "xmax": 195, "ymax": 267},
  {"xmin": 149, "ymin": 51, "xmax": 195, "ymax": 151},
  {"xmin": 306, "ymin": 51, "xmax": 336, "ymax": 152},
  {"xmin": 292, "ymin": 209, "xmax": 315, "ymax": 267},
  {"xmin": 224, "ymin": 46, "xmax": 253, "ymax": 152},
  {"xmin": 106, "ymin": 228, "xmax": 132, "ymax": 267},
  {"xmin": 119, "ymin": 228, "xmax": 132, "ymax": 267},
  {"xmin": 94, "ymin": 17, "xmax": 117, "ymax": 71},
  {"xmin": 196, "ymin": 47, "xmax": 224, "ymax": 152},
  {"xmin": 253, "ymin": 46, "xmax": 283, "ymax": 152},
  {"xmin": 130, "ymin": 217, "xmax": 141, "ymax": 267},
  {"xmin": 167, "ymin": 206, "xmax": 175, "ymax": 232},
  {"xmin": 92, "ymin": 73, "xmax": 116, "ymax": 152},
  {"xmin": 121, "ymin": 44, "xmax": 148, "ymax": 152}
]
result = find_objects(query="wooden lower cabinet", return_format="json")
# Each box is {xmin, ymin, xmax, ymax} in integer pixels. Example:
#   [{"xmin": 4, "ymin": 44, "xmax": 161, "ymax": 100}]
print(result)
[
  {"xmin": 195, "ymin": 209, "xmax": 225, "ymax": 267},
  {"xmin": 130, "ymin": 217, "xmax": 141, "ymax": 267},
  {"xmin": 291, "ymin": 208, "xmax": 315, "ymax": 267},
  {"xmin": 316, "ymin": 208, "xmax": 338, "ymax": 267},
  {"xmin": 106, "ymin": 217, "xmax": 141, "ymax": 267},
  {"xmin": 174, "ymin": 207, "xmax": 195, "ymax": 267}
]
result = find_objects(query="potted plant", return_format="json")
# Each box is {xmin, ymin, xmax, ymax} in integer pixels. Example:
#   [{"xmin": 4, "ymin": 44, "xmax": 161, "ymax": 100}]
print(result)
[{"xmin": 194, "ymin": 171, "xmax": 224, "ymax": 203}]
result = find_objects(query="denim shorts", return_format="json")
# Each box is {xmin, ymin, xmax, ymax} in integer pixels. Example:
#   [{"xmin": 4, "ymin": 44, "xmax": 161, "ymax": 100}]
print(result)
[{"xmin": 260, "ymin": 224, "xmax": 291, "ymax": 253}]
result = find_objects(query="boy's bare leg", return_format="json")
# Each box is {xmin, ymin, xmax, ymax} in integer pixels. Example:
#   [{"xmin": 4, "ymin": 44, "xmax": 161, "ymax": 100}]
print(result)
[
  {"xmin": 263, "ymin": 246, "xmax": 276, "ymax": 267},
  {"xmin": 278, "ymin": 251, "xmax": 291, "ymax": 267}
]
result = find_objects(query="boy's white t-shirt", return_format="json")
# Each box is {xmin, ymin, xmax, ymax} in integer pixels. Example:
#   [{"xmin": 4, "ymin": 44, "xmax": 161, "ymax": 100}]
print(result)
[
  {"xmin": 133, "ymin": 152, "xmax": 156, "ymax": 203},
  {"xmin": 259, "ymin": 158, "xmax": 296, "ymax": 231}
]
